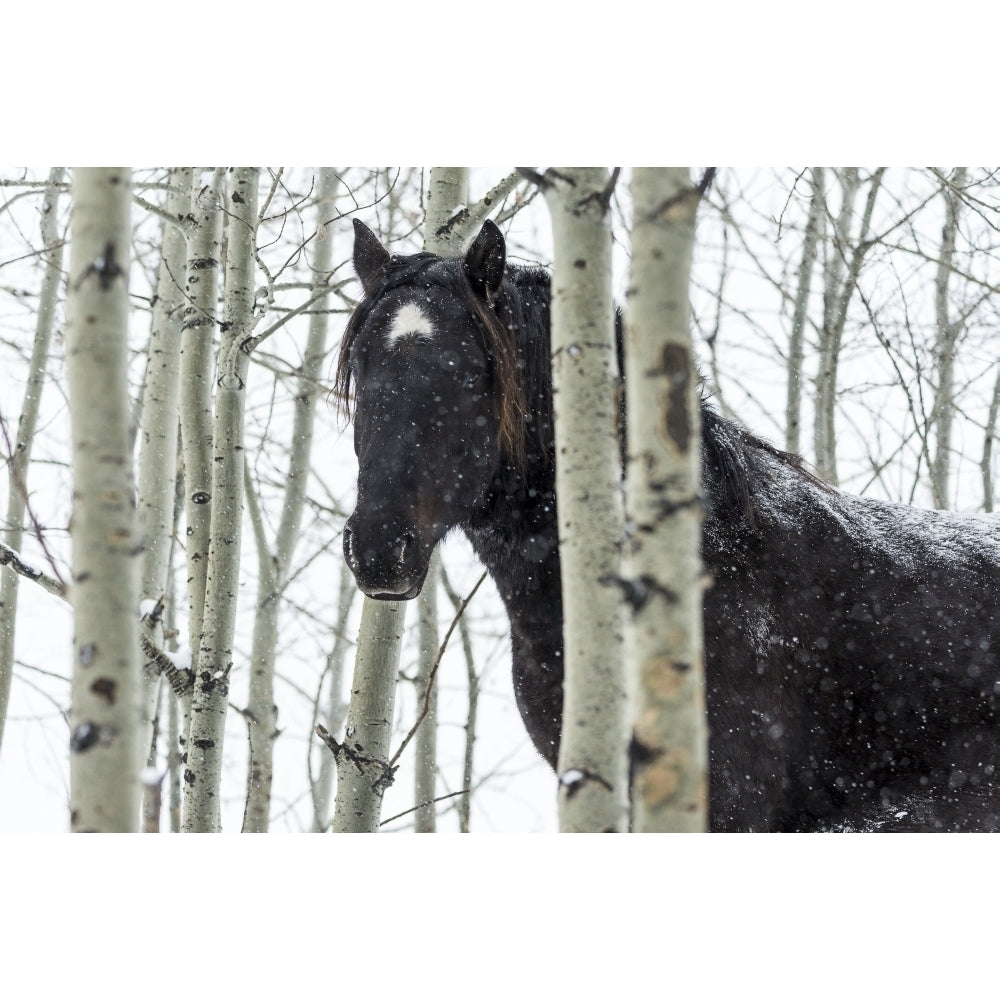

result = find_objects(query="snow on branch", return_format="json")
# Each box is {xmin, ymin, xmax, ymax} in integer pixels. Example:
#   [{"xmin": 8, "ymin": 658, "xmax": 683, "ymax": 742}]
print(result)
[
  {"xmin": 434, "ymin": 172, "xmax": 525, "ymax": 247},
  {"xmin": 0, "ymin": 540, "xmax": 67, "ymax": 600}
]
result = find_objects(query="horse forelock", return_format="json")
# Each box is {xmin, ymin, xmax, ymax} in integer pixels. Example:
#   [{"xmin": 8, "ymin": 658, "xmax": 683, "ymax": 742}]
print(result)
[{"xmin": 336, "ymin": 250, "xmax": 539, "ymax": 472}]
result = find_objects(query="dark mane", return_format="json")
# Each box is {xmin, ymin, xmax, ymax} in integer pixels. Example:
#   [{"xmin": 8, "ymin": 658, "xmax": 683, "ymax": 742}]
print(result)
[{"xmin": 701, "ymin": 404, "xmax": 830, "ymax": 531}]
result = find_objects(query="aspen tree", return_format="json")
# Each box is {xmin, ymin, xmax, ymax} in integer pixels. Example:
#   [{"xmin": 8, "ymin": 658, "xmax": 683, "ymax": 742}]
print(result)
[
  {"xmin": 242, "ymin": 168, "xmax": 340, "ymax": 832},
  {"xmin": 930, "ymin": 167, "xmax": 968, "ymax": 510},
  {"xmin": 982, "ymin": 367, "xmax": 1000, "ymax": 513},
  {"xmin": 309, "ymin": 558, "xmax": 355, "ymax": 832},
  {"xmin": 331, "ymin": 598, "xmax": 406, "ymax": 832},
  {"xmin": 625, "ymin": 168, "xmax": 708, "ymax": 833},
  {"xmin": 412, "ymin": 166, "xmax": 469, "ymax": 832},
  {"xmin": 785, "ymin": 167, "xmax": 824, "ymax": 455},
  {"xmin": 184, "ymin": 167, "xmax": 259, "ymax": 832},
  {"xmin": 137, "ymin": 167, "xmax": 191, "ymax": 769},
  {"xmin": 179, "ymin": 168, "xmax": 225, "ymax": 659},
  {"xmin": 813, "ymin": 168, "xmax": 884, "ymax": 484},
  {"xmin": 65, "ymin": 167, "xmax": 141, "ymax": 832},
  {"xmin": 0, "ymin": 168, "xmax": 65, "ymax": 756},
  {"xmin": 541, "ymin": 167, "xmax": 628, "ymax": 833}
]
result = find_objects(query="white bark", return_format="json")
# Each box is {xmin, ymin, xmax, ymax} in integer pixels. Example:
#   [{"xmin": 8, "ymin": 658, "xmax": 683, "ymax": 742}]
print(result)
[
  {"xmin": 309, "ymin": 558, "xmax": 355, "ymax": 832},
  {"xmin": 331, "ymin": 598, "xmax": 405, "ymax": 832},
  {"xmin": 242, "ymin": 168, "xmax": 340, "ymax": 833},
  {"xmin": 982, "ymin": 366, "xmax": 1000, "ymax": 513},
  {"xmin": 543, "ymin": 167, "xmax": 628, "ymax": 834},
  {"xmin": 137, "ymin": 167, "xmax": 191, "ymax": 762},
  {"xmin": 0, "ymin": 167, "xmax": 65, "ymax": 755},
  {"xmin": 65, "ymin": 167, "xmax": 141, "ymax": 832},
  {"xmin": 413, "ymin": 549, "xmax": 440, "ymax": 832},
  {"xmin": 625, "ymin": 168, "xmax": 707, "ymax": 833},
  {"xmin": 184, "ymin": 167, "xmax": 259, "ymax": 833},
  {"xmin": 440, "ymin": 565, "xmax": 479, "ymax": 833},
  {"xmin": 814, "ymin": 168, "xmax": 884, "ymax": 484},
  {"xmin": 785, "ymin": 167, "xmax": 824, "ymax": 455},
  {"xmin": 179, "ymin": 168, "xmax": 225, "ymax": 654},
  {"xmin": 930, "ymin": 167, "xmax": 967, "ymax": 510}
]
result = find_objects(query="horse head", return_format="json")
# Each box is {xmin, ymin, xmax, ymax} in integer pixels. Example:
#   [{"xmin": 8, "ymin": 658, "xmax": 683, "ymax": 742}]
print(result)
[{"xmin": 337, "ymin": 219, "xmax": 518, "ymax": 599}]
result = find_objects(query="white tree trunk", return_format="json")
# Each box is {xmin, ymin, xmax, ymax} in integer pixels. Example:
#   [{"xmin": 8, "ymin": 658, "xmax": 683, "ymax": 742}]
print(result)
[
  {"xmin": 309, "ymin": 558, "xmax": 355, "ymax": 832},
  {"xmin": 332, "ymin": 599, "xmax": 406, "ymax": 832},
  {"xmin": 930, "ymin": 167, "xmax": 967, "ymax": 510},
  {"xmin": 184, "ymin": 167, "xmax": 259, "ymax": 832},
  {"xmin": 179, "ymin": 168, "xmax": 225, "ymax": 656},
  {"xmin": 785, "ymin": 167, "xmax": 824, "ymax": 455},
  {"xmin": 413, "ymin": 549, "xmax": 440, "ymax": 832},
  {"xmin": 411, "ymin": 167, "xmax": 469, "ymax": 831},
  {"xmin": 625, "ymin": 167, "xmax": 707, "ymax": 833},
  {"xmin": 242, "ymin": 168, "xmax": 340, "ymax": 833},
  {"xmin": 543, "ymin": 167, "xmax": 628, "ymax": 833},
  {"xmin": 65, "ymin": 167, "xmax": 141, "ymax": 832},
  {"xmin": 137, "ymin": 167, "xmax": 191, "ymax": 765},
  {"xmin": 814, "ymin": 168, "xmax": 884, "ymax": 484},
  {"xmin": 982, "ymin": 366, "xmax": 1000, "ymax": 513},
  {"xmin": 0, "ymin": 167, "xmax": 65, "ymax": 756}
]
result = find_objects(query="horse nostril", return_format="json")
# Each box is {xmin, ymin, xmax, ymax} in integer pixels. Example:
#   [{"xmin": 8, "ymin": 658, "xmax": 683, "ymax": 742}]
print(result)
[
  {"xmin": 398, "ymin": 530, "xmax": 417, "ymax": 568},
  {"xmin": 343, "ymin": 524, "xmax": 356, "ymax": 569}
]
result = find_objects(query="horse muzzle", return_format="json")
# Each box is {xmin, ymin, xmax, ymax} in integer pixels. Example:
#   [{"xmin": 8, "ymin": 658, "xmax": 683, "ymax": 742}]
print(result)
[{"xmin": 343, "ymin": 515, "xmax": 429, "ymax": 601}]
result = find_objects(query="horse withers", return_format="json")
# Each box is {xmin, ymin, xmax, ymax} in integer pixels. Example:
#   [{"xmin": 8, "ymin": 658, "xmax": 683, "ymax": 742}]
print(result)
[{"xmin": 337, "ymin": 217, "xmax": 1000, "ymax": 831}]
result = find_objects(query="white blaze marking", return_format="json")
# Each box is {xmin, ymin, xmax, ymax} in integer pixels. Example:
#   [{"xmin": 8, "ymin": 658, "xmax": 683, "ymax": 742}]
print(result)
[{"xmin": 386, "ymin": 302, "xmax": 435, "ymax": 344}]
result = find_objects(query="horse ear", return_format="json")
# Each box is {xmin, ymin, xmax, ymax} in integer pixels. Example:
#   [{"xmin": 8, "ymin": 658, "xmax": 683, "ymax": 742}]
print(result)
[
  {"xmin": 464, "ymin": 220, "xmax": 506, "ymax": 300},
  {"xmin": 353, "ymin": 219, "xmax": 391, "ymax": 296}
]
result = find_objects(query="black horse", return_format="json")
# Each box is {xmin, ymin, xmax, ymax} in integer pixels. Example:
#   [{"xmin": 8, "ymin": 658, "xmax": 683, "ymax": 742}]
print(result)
[{"xmin": 337, "ymin": 217, "xmax": 1000, "ymax": 832}]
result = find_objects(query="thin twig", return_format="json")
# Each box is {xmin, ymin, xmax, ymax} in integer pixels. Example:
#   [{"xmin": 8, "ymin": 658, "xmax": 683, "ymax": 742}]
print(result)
[
  {"xmin": 379, "ymin": 789, "xmax": 470, "ymax": 828},
  {"xmin": 389, "ymin": 570, "xmax": 487, "ymax": 768}
]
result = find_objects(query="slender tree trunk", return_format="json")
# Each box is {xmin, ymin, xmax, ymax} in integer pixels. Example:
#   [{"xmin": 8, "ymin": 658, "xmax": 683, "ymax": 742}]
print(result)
[
  {"xmin": 410, "ymin": 167, "xmax": 469, "ymax": 832},
  {"xmin": 930, "ymin": 167, "xmax": 967, "ymax": 510},
  {"xmin": 180, "ymin": 168, "xmax": 225, "ymax": 657},
  {"xmin": 625, "ymin": 167, "xmax": 707, "ymax": 833},
  {"xmin": 184, "ymin": 167, "xmax": 259, "ymax": 832},
  {"xmin": 982, "ymin": 366, "xmax": 1000, "ymax": 513},
  {"xmin": 440, "ymin": 565, "xmax": 478, "ymax": 833},
  {"xmin": 66, "ymin": 167, "xmax": 141, "ymax": 832},
  {"xmin": 332, "ymin": 598, "xmax": 405, "ymax": 832},
  {"xmin": 0, "ymin": 167, "xmax": 65, "ymax": 757},
  {"xmin": 785, "ymin": 167, "xmax": 824, "ymax": 454},
  {"xmin": 542, "ymin": 167, "xmax": 628, "ymax": 834},
  {"xmin": 310, "ymin": 558, "xmax": 355, "ymax": 832},
  {"xmin": 242, "ymin": 168, "xmax": 340, "ymax": 833},
  {"xmin": 413, "ymin": 549, "xmax": 440, "ymax": 832},
  {"xmin": 143, "ymin": 682, "xmax": 164, "ymax": 832},
  {"xmin": 813, "ymin": 168, "xmax": 884, "ymax": 484},
  {"xmin": 137, "ymin": 167, "xmax": 191, "ymax": 771}
]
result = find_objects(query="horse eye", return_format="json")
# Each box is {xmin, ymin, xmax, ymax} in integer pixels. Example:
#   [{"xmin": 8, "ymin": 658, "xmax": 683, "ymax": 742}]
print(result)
[{"xmin": 464, "ymin": 371, "xmax": 482, "ymax": 390}]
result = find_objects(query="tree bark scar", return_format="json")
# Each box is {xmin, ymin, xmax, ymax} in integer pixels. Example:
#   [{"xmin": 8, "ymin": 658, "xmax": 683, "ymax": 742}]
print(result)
[
  {"xmin": 90, "ymin": 677, "xmax": 116, "ymax": 705},
  {"xmin": 660, "ymin": 343, "xmax": 691, "ymax": 453}
]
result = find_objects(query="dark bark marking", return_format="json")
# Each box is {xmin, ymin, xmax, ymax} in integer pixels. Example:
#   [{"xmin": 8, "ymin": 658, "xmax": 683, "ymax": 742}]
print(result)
[
  {"xmin": 661, "ymin": 343, "xmax": 692, "ymax": 453},
  {"xmin": 90, "ymin": 677, "xmax": 117, "ymax": 706},
  {"xmin": 70, "ymin": 722, "xmax": 100, "ymax": 753},
  {"xmin": 600, "ymin": 573, "xmax": 678, "ymax": 613}
]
